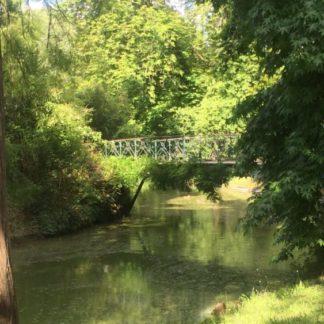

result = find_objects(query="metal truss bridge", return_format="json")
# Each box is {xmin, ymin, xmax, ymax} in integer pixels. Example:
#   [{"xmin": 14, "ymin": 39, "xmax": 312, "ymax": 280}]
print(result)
[{"xmin": 104, "ymin": 134, "xmax": 238, "ymax": 164}]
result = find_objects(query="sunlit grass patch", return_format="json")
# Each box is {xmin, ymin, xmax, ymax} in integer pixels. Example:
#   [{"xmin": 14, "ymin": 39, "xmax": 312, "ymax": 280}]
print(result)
[{"xmin": 203, "ymin": 281, "xmax": 324, "ymax": 324}]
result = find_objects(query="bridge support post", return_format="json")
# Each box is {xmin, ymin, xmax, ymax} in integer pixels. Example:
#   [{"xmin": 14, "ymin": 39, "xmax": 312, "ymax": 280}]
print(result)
[
  {"xmin": 134, "ymin": 140, "xmax": 137, "ymax": 157},
  {"xmin": 154, "ymin": 141, "xmax": 157, "ymax": 159}
]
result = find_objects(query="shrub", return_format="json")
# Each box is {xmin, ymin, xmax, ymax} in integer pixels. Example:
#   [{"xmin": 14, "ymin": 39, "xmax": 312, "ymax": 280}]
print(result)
[
  {"xmin": 149, "ymin": 162, "xmax": 231, "ymax": 200},
  {"xmin": 7, "ymin": 103, "xmax": 132, "ymax": 236}
]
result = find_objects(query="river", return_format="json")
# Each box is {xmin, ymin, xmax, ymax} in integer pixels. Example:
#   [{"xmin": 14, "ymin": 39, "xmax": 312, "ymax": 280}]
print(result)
[{"xmin": 12, "ymin": 187, "xmax": 307, "ymax": 324}]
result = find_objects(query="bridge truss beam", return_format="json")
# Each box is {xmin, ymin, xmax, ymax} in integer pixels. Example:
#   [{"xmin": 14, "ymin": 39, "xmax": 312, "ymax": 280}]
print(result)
[{"xmin": 104, "ymin": 134, "xmax": 238, "ymax": 163}]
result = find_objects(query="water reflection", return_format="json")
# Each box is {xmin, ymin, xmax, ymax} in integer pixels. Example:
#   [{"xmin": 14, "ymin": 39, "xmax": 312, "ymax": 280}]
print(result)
[{"xmin": 13, "ymin": 188, "xmax": 299, "ymax": 324}]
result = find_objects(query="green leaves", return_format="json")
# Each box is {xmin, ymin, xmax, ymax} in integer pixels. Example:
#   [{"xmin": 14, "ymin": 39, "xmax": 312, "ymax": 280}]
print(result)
[
  {"xmin": 149, "ymin": 161, "xmax": 230, "ymax": 199},
  {"xmin": 213, "ymin": 0, "xmax": 324, "ymax": 259},
  {"xmin": 175, "ymin": 53, "xmax": 266, "ymax": 135},
  {"xmin": 71, "ymin": 1, "xmax": 199, "ymax": 135}
]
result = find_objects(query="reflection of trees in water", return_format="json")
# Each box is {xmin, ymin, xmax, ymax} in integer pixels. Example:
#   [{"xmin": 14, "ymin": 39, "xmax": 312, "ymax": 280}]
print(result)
[
  {"xmin": 13, "ymin": 190, "xmax": 299, "ymax": 323},
  {"xmin": 14, "ymin": 251, "xmax": 294, "ymax": 324},
  {"xmin": 133, "ymin": 203, "xmax": 278, "ymax": 270}
]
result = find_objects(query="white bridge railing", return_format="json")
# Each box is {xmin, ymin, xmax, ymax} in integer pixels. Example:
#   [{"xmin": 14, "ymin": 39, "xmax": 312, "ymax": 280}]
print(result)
[{"xmin": 103, "ymin": 134, "xmax": 238, "ymax": 162}]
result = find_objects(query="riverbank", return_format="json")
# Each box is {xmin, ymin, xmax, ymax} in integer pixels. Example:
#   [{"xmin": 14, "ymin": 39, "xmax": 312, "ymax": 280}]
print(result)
[
  {"xmin": 202, "ymin": 278, "xmax": 324, "ymax": 324},
  {"xmin": 7, "ymin": 157, "xmax": 151, "ymax": 239},
  {"xmin": 12, "ymin": 188, "xmax": 322, "ymax": 323},
  {"xmin": 8, "ymin": 155, "xmax": 256, "ymax": 240}
]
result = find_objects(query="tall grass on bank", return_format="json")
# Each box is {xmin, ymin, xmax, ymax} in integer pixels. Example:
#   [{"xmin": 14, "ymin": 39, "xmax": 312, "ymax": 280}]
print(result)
[{"xmin": 203, "ymin": 281, "xmax": 324, "ymax": 324}]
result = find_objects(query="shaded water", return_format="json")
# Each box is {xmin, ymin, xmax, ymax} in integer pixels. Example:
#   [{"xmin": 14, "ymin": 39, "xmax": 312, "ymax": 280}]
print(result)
[{"xmin": 13, "ymin": 188, "xmax": 305, "ymax": 324}]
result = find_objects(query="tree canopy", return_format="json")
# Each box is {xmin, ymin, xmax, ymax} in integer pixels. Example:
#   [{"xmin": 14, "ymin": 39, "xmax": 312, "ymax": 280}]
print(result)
[
  {"xmin": 65, "ymin": 0, "xmax": 200, "ymax": 136},
  {"xmin": 206, "ymin": 0, "xmax": 324, "ymax": 260}
]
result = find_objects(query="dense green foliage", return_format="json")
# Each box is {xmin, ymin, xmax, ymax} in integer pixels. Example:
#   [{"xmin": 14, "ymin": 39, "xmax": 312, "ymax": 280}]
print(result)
[
  {"xmin": 99, "ymin": 157, "xmax": 231, "ymax": 202},
  {"xmin": 102, "ymin": 157, "xmax": 153, "ymax": 191},
  {"xmin": 3, "ymin": 4, "xmax": 132, "ymax": 236},
  {"xmin": 7, "ymin": 103, "xmax": 131, "ymax": 235},
  {"xmin": 204, "ymin": 0, "xmax": 324, "ymax": 259},
  {"xmin": 66, "ymin": 0, "xmax": 200, "ymax": 136},
  {"xmin": 58, "ymin": 0, "xmax": 264, "ymax": 138},
  {"xmin": 174, "ymin": 3, "xmax": 268, "ymax": 135},
  {"xmin": 150, "ymin": 162, "xmax": 231, "ymax": 201}
]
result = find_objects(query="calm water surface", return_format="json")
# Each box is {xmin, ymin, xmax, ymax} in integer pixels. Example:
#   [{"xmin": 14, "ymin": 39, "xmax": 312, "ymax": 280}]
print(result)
[{"xmin": 13, "ymin": 188, "xmax": 305, "ymax": 324}]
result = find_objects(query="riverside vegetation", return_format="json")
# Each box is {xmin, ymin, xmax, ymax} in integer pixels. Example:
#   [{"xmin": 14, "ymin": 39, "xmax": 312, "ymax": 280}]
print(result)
[
  {"xmin": 5, "ymin": 0, "xmax": 264, "ymax": 238},
  {"xmin": 0, "ymin": 0, "xmax": 323, "ymax": 322},
  {"xmin": 202, "ymin": 280, "xmax": 324, "ymax": 324}
]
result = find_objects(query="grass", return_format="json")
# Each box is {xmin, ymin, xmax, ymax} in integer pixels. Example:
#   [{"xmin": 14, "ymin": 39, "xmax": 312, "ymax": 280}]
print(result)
[{"xmin": 202, "ymin": 280, "xmax": 324, "ymax": 324}]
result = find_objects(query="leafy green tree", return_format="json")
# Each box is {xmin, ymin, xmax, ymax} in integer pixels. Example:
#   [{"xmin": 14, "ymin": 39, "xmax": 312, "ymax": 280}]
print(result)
[
  {"xmin": 173, "ymin": 3, "xmax": 271, "ymax": 136},
  {"xmin": 4, "ymin": 15, "xmax": 50, "ymax": 141},
  {"xmin": 75, "ymin": 84, "xmax": 133, "ymax": 139},
  {"xmin": 149, "ymin": 162, "xmax": 230, "ymax": 200},
  {"xmin": 70, "ymin": 0, "xmax": 199, "ymax": 135},
  {"xmin": 206, "ymin": 0, "xmax": 324, "ymax": 260},
  {"xmin": 3, "ymin": 1, "xmax": 132, "ymax": 237},
  {"xmin": 63, "ymin": 0, "xmax": 114, "ymax": 20},
  {"xmin": 175, "ymin": 54, "xmax": 266, "ymax": 134},
  {"xmin": 22, "ymin": 103, "xmax": 130, "ymax": 235}
]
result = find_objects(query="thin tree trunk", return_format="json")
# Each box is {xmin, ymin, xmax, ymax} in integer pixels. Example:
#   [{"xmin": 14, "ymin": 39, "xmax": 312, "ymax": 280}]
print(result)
[
  {"xmin": 46, "ymin": 6, "xmax": 52, "ymax": 49},
  {"xmin": 0, "ymin": 35, "xmax": 18, "ymax": 324}
]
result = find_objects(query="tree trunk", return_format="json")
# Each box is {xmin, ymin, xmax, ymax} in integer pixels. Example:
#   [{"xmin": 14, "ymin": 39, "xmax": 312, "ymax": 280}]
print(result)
[{"xmin": 0, "ymin": 36, "xmax": 18, "ymax": 324}]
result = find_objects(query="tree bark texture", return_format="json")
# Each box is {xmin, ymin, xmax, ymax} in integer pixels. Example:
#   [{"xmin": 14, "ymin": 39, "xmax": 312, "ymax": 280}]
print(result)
[{"xmin": 0, "ymin": 37, "xmax": 18, "ymax": 324}]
